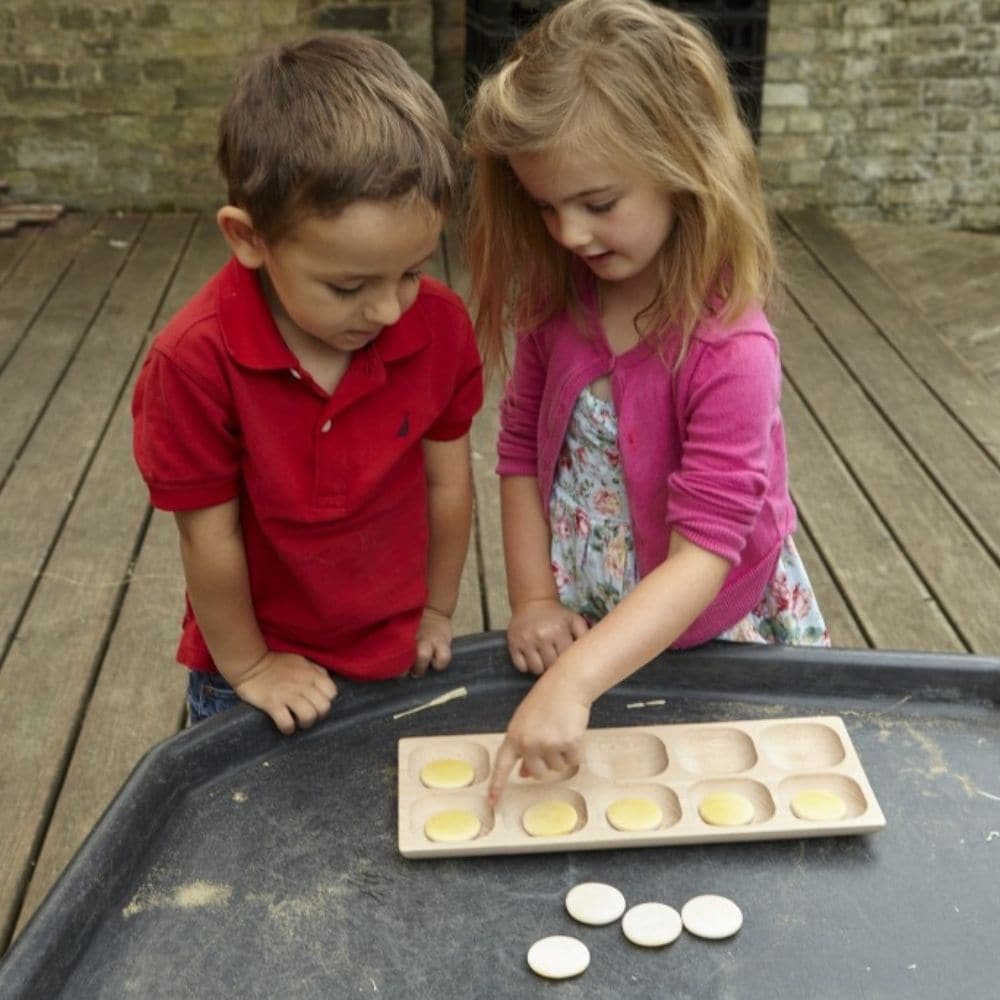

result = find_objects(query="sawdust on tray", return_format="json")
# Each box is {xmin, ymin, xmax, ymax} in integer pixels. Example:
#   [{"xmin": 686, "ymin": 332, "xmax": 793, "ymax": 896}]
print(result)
[{"xmin": 123, "ymin": 880, "xmax": 233, "ymax": 918}]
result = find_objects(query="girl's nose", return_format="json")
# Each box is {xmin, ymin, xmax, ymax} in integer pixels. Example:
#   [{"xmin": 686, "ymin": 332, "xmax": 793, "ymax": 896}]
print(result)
[{"xmin": 552, "ymin": 211, "xmax": 591, "ymax": 252}]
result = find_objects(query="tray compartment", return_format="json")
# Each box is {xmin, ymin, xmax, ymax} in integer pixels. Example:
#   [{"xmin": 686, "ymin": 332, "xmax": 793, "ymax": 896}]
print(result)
[
  {"xmin": 496, "ymin": 787, "xmax": 589, "ymax": 837},
  {"xmin": 410, "ymin": 793, "xmax": 496, "ymax": 842},
  {"xmin": 757, "ymin": 720, "xmax": 846, "ymax": 769},
  {"xmin": 689, "ymin": 778, "xmax": 776, "ymax": 826},
  {"xmin": 589, "ymin": 784, "xmax": 682, "ymax": 833},
  {"xmin": 583, "ymin": 730, "xmax": 667, "ymax": 780},
  {"xmin": 776, "ymin": 773, "xmax": 870, "ymax": 821},
  {"xmin": 407, "ymin": 739, "xmax": 492, "ymax": 787},
  {"xmin": 668, "ymin": 725, "xmax": 757, "ymax": 774}
]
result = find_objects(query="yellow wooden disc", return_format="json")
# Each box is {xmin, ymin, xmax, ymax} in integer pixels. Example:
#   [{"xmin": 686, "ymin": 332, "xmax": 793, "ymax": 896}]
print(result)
[
  {"xmin": 606, "ymin": 796, "xmax": 663, "ymax": 832},
  {"xmin": 522, "ymin": 799, "xmax": 579, "ymax": 837},
  {"xmin": 790, "ymin": 788, "xmax": 848, "ymax": 821},
  {"xmin": 698, "ymin": 792, "xmax": 755, "ymax": 827},
  {"xmin": 419, "ymin": 758, "xmax": 475, "ymax": 789},
  {"xmin": 423, "ymin": 808, "xmax": 481, "ymax": 843}
]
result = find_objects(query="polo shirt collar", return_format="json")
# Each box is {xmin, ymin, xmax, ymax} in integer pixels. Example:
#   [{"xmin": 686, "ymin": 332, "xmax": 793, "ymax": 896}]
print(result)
[
  {"xmin": 215, "ymin": 258, "xmax": 431, "ymax": 372},
  {"xmin": 216, "ymin": 258, "xmax": 297, "ymax": 370}
]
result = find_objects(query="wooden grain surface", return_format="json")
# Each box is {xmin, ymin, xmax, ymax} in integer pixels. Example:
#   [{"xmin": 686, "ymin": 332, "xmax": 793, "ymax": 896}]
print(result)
[{"xmin": 0, "ymin": 209, "xmax": 997, "ymax": 952}]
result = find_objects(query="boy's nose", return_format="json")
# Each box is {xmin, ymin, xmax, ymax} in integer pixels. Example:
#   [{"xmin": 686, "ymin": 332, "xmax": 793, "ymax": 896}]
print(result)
[{"xmin": 363, "ymin": 291, "xmax": 403, "ymax": 327}]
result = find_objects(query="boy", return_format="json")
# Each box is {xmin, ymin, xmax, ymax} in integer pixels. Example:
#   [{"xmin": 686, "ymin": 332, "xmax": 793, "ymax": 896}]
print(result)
[{"xmin": 132, "ymin": 34, "xmax": 483, "ymax": 734}]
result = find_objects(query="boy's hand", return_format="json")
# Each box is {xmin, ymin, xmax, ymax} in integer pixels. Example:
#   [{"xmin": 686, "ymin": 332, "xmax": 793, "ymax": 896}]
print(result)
[
  {"xmin": 506, "ymin": 599, "xmax": 589, "ymax": 675},
  {"xmin": 412, "ymin": 607, "xmax": 453, "ymax": 676},
  {"xmin": 489, "ymin": 670, "xmax": 592, "ymax": 803},
  {"xmin": 232, "ymin": 651, "xmax": 337, "ymax": 735}
]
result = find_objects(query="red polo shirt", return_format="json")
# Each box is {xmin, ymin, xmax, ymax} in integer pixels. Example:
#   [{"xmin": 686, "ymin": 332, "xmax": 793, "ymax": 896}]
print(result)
[{"xmin": 132, "ymin": 258, "xmax": 483, "ymax": 680}]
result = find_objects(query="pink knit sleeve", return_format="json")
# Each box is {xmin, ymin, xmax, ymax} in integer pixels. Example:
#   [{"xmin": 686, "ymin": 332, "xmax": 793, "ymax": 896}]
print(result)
[
  {"xmin": 665, "ymin": 330, "xmax": 783, "ymax": 563},
  {"xmin": 496, "ymin": 333, "xmax": 546, "ymax": 476}
]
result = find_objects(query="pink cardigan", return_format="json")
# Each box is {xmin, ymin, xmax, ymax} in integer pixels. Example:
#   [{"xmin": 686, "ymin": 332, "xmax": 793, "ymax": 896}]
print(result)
[{"xmin": 496, "ymin": 292, "xmax": 797, "ymax": 647}]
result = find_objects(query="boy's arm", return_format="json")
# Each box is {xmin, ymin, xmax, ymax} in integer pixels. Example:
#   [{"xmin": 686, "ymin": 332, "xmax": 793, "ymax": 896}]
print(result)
[
  {"xmin": 502, "ymin": 475, "xmax": 589, "ymax": 674},
  {"xmin": 175, "ymin": 500, "xmax": 336, "ymax": 732},
  {"xmin": 412, "ymin": 434, "xmax": 474, "ymax": 675}
]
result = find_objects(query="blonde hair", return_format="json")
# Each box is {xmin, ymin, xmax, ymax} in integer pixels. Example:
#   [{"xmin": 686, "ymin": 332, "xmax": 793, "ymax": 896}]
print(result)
[{"xmin": 464, "ymin": 0, "xmax": 776, "ymax": 376}]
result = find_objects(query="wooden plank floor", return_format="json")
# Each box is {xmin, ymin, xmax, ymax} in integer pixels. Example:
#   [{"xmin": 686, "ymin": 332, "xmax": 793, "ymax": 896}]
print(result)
[{"xmin": 1, "ymin": 209, "xmax": 998, "ymax": 953}]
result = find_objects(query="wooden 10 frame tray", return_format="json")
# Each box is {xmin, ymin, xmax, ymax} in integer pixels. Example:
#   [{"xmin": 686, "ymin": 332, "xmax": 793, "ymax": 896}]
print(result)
[{"xmin": 397, "ymin": 715, "xmax": 886, "ymax": 858}]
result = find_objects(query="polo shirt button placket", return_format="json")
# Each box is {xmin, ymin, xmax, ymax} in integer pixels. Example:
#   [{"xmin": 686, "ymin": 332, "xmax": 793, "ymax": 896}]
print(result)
[
  {"xmin": 290, "ymin": 369, "xmax": 302, "ymax": 380},
  {"xmin": 316, "ymin": 412, "xmax": 345, "ymax": 511}
]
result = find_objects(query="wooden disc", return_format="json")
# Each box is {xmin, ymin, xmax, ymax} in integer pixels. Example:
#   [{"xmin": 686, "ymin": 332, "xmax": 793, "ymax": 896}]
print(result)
[
  {"xmin": 606, "ymin": 796, "xmax": 663, "ymax": 832},
  {"xmin": 790, "ymin": 788, "xmax": 848, "ymax": 821},
  {"xmin": 565, "ymin": 882, "xmax": 626, "ymax": 926},
  {"xmin": 622, "ymin": 902, "xmax": 683, "ymax": 947},
  {"xmin": 423, "ymin": 808, "xmax": 481, "ymax": 843},
  {"xmin": 526, "ymin": 935, "xmax": 590, "ymax": 979},
  {"xmin": 522, "ymin": 799, "xmax": 579, "ymax": 837},
  {"xmin": 681, "ymin": 894, "xmax": 743, "ymax": 940},
  {"xmin": 697, "ymin": 792, "xmax": 755, "ymax": 827},
  {"xmin": 419, "ymin": 758, "xmax": 475, "ymax": 789}
]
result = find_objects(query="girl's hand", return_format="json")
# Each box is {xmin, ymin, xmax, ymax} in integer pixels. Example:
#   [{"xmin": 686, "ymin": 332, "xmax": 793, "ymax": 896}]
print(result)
[
  {"xmin": 488, "ymin": 670, "xmax": 592, "ymax": 803},
  {"xmin": 506, "ymin": 599, "xmax": 589, "ymax": 674},
  {"xmin": 412, "ymin": 607, "xmax": 454, "ymax": 676},
  {"xmin": 233, "ymin": 651, "xmax": 337, "ymax": 735}
]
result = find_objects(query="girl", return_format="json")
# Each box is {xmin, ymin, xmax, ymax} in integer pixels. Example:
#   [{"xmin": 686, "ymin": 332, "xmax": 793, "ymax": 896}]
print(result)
[{"xmin": 464, "ymin": 0, "xmax": 829, "ymax": 800}]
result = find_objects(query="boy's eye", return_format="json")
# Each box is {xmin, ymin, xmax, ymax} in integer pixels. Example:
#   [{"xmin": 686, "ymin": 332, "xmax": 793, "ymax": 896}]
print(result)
[
  {"xmin": 327, "ymin": 282, "xmax": 363, "ymax": 297},
  {"xmin": 327, "ymin": 271, "xmax": 421, "ymax": 296}
]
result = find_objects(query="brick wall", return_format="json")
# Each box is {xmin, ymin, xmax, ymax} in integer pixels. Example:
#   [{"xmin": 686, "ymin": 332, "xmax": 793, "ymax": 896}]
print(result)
[
  {"xmin": 0, "ymin": 0, "xmax": 435, "ymax": 211},
  {"xmin": 1, "ymin": 0, "xmax": 996, "ymax": 229},
  {"xmin": 761, "ymin": 0, "xmax": 1000, "ymax": 230},
  {"xmin": 433, "ymin": 0, "xmax": 466, "ymax": 122}
]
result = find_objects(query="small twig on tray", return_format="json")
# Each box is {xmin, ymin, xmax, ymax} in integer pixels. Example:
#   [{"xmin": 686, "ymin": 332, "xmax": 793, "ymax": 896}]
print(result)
[{"xmin": 392, "ymin": 686, "xmax": 468, "ymax": 720}]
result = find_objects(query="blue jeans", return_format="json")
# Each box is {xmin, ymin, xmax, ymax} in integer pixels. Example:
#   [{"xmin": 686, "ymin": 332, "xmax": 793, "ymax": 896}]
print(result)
[{"xmin": 186, "ymin": 670, "xmax": 240, "ymax": 725}]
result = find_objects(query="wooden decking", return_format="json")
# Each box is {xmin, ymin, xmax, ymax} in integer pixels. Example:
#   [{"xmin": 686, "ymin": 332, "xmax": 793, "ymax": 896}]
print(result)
[{"xmin": 1, "ymin": 209, "xmax": 998, "ymax": 953}]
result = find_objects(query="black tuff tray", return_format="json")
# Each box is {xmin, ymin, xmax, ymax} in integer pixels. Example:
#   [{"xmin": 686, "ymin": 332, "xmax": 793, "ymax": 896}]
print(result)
[{"xmin": 2, "ymin": 633, "xmax": 998, "ymax": 999}]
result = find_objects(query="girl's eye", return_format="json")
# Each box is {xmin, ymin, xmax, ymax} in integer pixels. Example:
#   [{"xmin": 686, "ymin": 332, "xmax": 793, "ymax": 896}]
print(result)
[
  {"xmin": 587, "ymin": 200, "xmax": 617, "ymax": 214},
  {"xmin": 404, "ymin": 269, "xmax": 422, "ymax": 282}
]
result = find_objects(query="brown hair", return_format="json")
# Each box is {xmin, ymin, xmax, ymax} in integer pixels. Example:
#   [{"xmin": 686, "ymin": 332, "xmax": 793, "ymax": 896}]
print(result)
[
  {"xmin": 218, "ymin": 32, "xmax": 458, "ymax": 241},
  {"xmin": 465, "ymin": 0, "xmax": 776, "ymax": 377}
]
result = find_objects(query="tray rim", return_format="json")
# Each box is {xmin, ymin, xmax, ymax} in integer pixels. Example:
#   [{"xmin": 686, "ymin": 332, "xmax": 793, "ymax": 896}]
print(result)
[{"xmin": 1, "ymin": 633, "xmax": 996, "ymax": 996}]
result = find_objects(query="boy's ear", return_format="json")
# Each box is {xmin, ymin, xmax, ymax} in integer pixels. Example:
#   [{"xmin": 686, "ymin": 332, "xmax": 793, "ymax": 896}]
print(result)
[{"xmin": 216, "ymin": 206, "xmax": 267, "ymax": 268}]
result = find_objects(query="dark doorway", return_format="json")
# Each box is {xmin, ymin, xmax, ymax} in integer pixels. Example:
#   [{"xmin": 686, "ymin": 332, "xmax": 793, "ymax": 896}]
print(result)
[{"xmin": 466, "ymin": 0, "xmax": 769, "ymax": 138}]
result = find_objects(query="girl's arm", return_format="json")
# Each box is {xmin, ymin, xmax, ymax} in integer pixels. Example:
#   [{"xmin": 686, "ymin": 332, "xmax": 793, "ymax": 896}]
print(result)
[
  {"xmin": 412, "ymin": 434, "xmax": 475, "ymax": 675},
  {"xmin": 175, "ymin": 500, "xmax": 336, "ymax": 733},
  {"xmin": 502, "ymin": 474, "xmax": 589, "ymax": 673},
  {"xmin": 489, "ymin": 530, "xmax": 729, "ymax": 800}
]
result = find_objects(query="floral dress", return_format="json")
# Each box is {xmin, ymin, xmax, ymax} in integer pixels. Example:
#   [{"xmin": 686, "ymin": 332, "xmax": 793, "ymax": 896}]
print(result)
[{"xmin": 549, "ymin": 386, "xmax": 830, "ymax": 646}]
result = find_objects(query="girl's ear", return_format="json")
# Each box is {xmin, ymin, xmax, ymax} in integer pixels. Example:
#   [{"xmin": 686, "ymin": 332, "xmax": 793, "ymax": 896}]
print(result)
[{"xmin": 216, "ymin": 206, "xmax": 267, "ymax": 268}]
